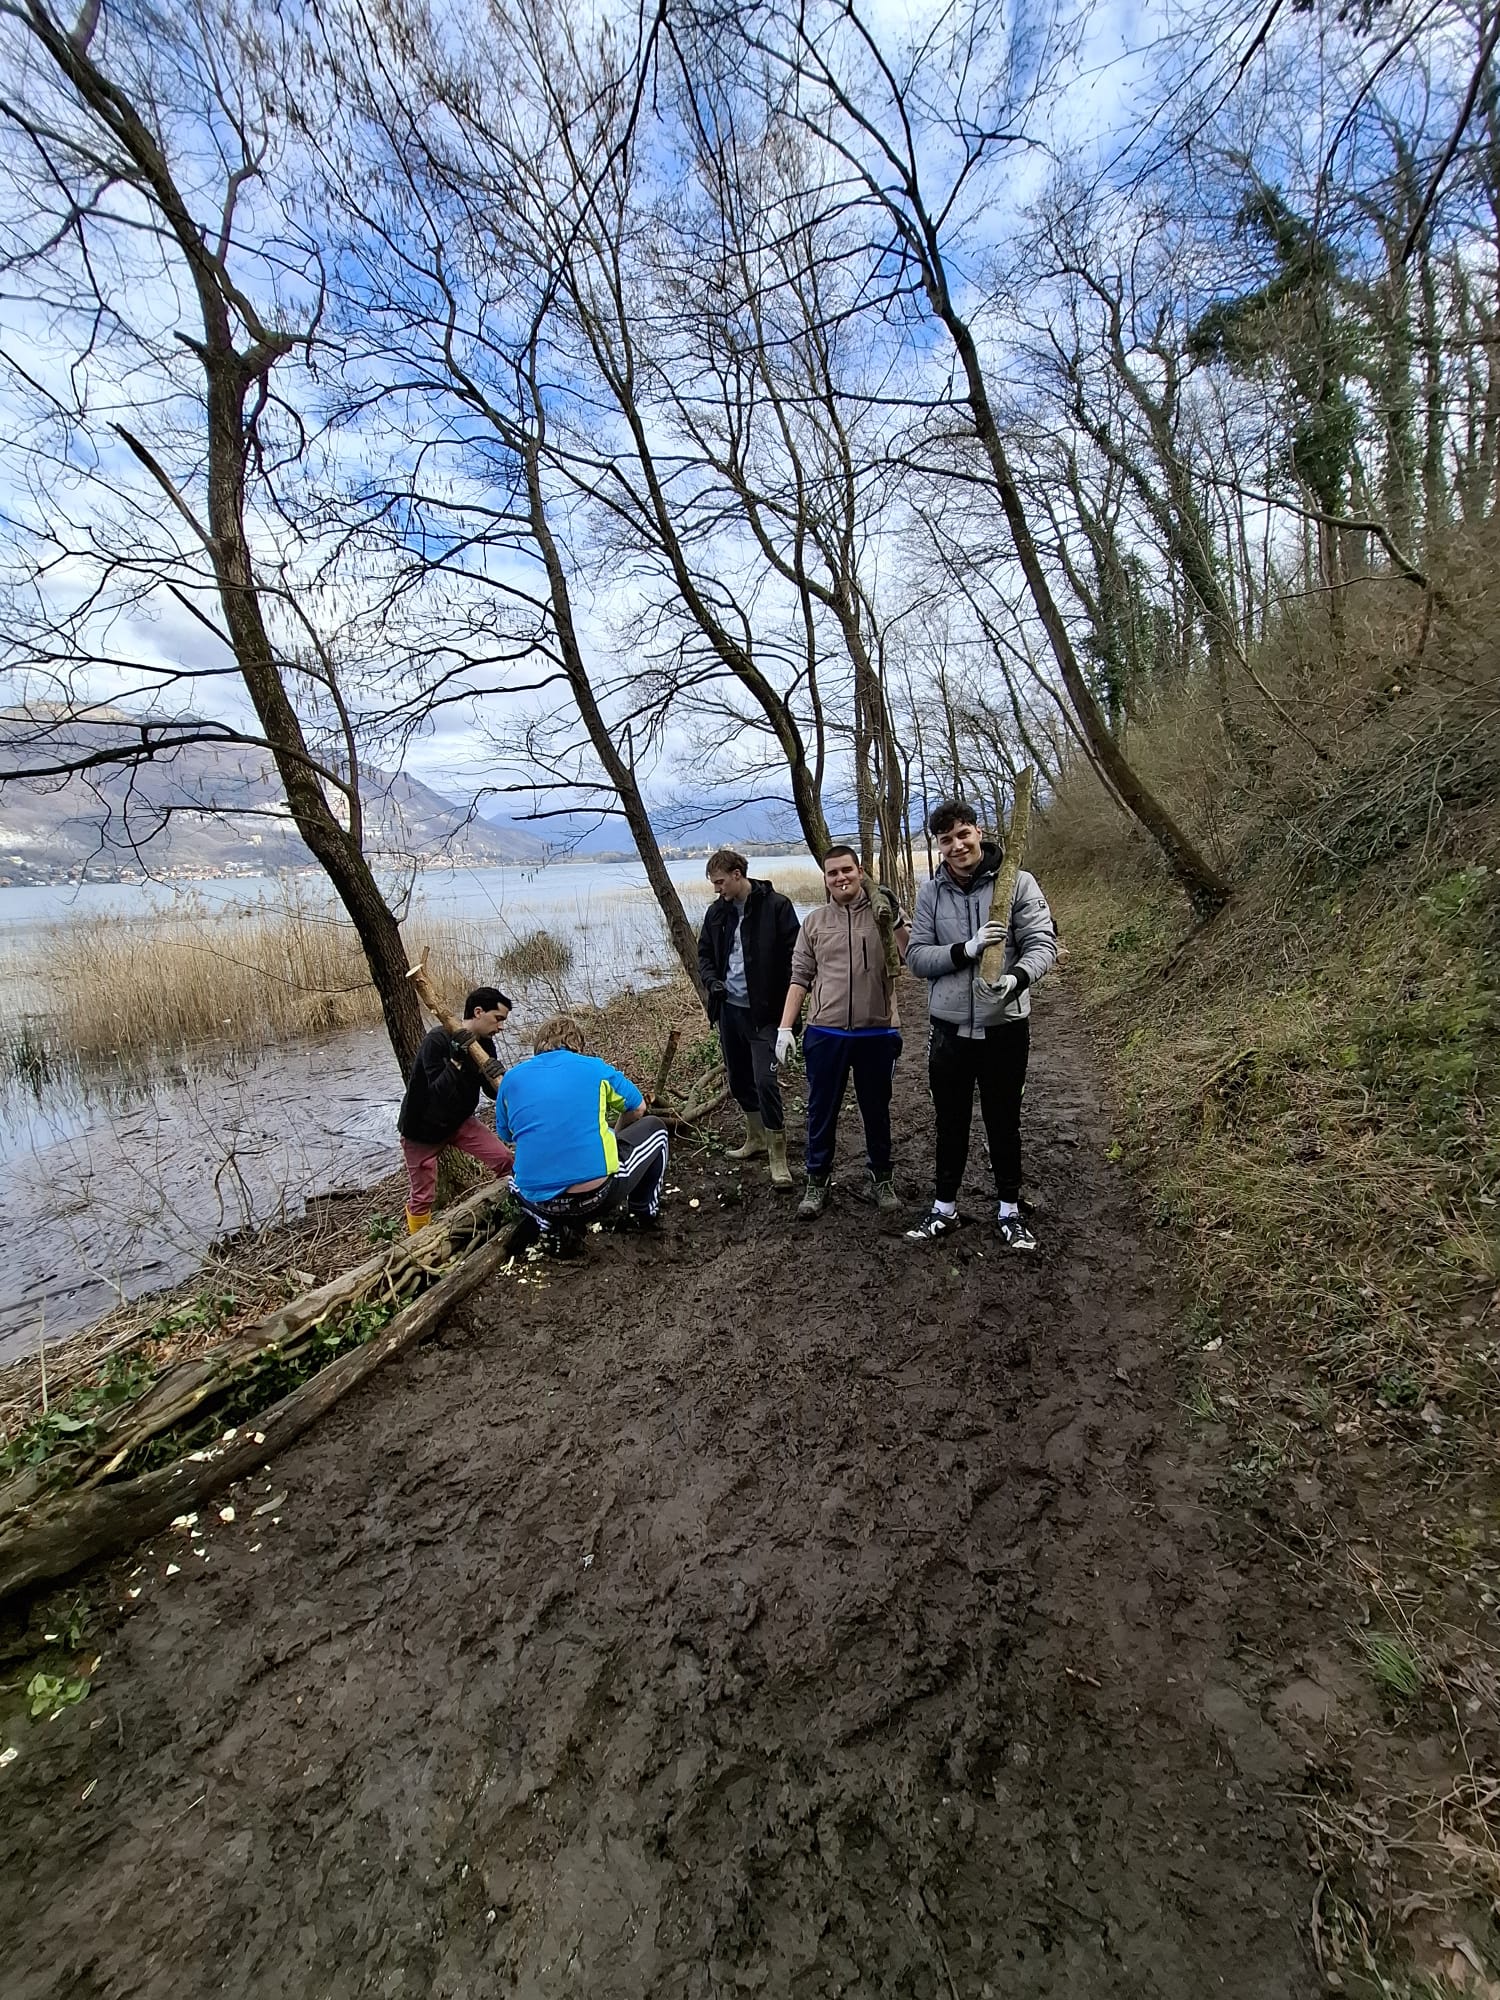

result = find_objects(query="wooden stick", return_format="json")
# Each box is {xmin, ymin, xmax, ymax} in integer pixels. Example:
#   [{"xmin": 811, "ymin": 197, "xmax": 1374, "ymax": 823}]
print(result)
[
  {"xmin": 0, "ymin": 1232, "xmax": 518, "ymax": 1607},
  {"xmin": 405, "ymin": 947, "xmax": 504, "ymax": 1087},
  {"xmin": 649, "ymin": 1027, "xmax": 682, "ymax": 1106},
  {"xmin": 978, "ymin": 768, "xmax": 1035, "ymax": 989}
]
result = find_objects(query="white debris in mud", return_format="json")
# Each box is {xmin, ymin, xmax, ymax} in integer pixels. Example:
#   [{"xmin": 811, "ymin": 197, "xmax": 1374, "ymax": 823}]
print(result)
[
  {"xmin": 0, "ymin": 1746, "xmax": 17, "ymax": 1770},
  {"xmin": 253, "ymin": 1433, "xmax": 266, "ymax": 1445},
  {"xmin": 221, "ymin": 1429, "xmax": 238, "ymax": 1443},
  {"xmin": 219, "ymin": 1506, "xmax": 235, "ymax": 1522},
  {"xmin": 171, "ymin": 1513, "xmax": 198, "ymax": 1531},
  {"xmin": 165, "ymin": 1564, "xmax": 180, "ymax": 1577}
]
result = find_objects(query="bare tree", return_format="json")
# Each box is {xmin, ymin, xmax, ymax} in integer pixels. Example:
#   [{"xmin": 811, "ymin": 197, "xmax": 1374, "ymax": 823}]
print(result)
[
  {"xmin": 0, "ymin": 0, "xmax": 426, "ymax": 1066},
  {"xmin": 692, "ymin": 0, "xmax": 1233, "ymax": 917}
]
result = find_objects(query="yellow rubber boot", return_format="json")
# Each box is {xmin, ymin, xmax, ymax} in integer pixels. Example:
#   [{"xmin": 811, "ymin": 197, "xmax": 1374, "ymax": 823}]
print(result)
[{"xmin": 406, "ymin": 1208, "xmax": 432, "ymax": 1235}]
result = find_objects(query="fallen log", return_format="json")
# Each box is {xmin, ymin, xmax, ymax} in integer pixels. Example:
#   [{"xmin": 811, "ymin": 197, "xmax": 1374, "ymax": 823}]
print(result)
[
  {"xmin": 0, "ymin": 1181, "xmax": 512, "ymax": 1519},
  {"xmin": 0, "ymin": 1232, "xmax": 516, "ymax": 1607}
]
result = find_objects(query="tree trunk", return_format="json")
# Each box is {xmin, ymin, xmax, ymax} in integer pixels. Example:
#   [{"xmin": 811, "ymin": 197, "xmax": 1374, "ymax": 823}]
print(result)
[
  {"xmin": 24, "ymin": 0, "xmax": 427, "ymax": 1073},
  {"xmin": 204, "ymin": 362, "xmax": 425, "ymax": 1070},
  {"xmin": 941, "ymin": 312, "xmax": 1230, "ymax": 919}
]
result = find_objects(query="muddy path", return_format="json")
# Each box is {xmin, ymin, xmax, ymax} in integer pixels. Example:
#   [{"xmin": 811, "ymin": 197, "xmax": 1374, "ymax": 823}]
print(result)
[{"xmin": 0, "ymin": 989, "xmax": 1320, "ymax": 1997}]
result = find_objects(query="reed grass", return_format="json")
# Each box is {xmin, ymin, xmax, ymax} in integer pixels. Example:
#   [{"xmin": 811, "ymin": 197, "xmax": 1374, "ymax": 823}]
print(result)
[
  {"xmin": 0, "ymin": 856, "xmax": 838, "ymax": 1074},
  {"xmin": 9, "ymin": 887, "xmax": 504, "ymax": 1066},
  {"xmin": 497, "ymin": 926, "xmax": 576, "ymax": 983}
]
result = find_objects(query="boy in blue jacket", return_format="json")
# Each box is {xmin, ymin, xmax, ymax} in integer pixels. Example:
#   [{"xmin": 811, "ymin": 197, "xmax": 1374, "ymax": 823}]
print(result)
[{"xmin": 496, "ymin": 1014, "xmax": 669, "ymax": 1254}]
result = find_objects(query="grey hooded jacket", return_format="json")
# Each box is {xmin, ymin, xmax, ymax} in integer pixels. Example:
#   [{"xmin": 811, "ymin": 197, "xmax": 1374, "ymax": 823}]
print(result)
[{"xmin": 907, "ymin": 842, "xmax": 1058, "ymax": 1031}]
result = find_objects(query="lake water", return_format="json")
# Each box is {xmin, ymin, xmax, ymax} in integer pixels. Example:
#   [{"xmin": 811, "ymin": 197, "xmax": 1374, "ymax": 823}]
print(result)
[
  {"xmin": 0, "ymin": 853, "xmax": 818, "ymax": 933},
  {"xmin": 0, "ymin": 857, "xmax": 816, "ymax": 1362}
]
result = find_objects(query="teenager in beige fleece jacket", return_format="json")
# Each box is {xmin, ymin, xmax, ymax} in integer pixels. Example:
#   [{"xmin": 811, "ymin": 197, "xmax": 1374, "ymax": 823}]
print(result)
[{"xmin": 775, "ymin": 844, "xmax": 909, "ymax": 1220}]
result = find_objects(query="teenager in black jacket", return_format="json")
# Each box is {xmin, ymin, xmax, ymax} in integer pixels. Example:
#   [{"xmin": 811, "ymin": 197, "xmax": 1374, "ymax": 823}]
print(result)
[
  {"xmin": 697, "ymin": 848, "xmax": 800, "ymax": 1188},
  {"xmin": 396, "ymin": 985, "xmax": 514, "ymax": 1232}
]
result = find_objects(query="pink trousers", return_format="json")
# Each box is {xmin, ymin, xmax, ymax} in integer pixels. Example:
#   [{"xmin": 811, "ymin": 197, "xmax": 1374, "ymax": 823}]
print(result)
[{"xmin": 401, "ymin": 1119, "xmax": 515, "ymax": 1212}]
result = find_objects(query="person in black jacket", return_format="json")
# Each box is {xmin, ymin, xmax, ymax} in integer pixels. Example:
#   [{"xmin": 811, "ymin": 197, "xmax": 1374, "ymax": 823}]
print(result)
[
  {"xmin": 396, "ymin": 985, "xmax": 515, "ymax": 1232},
  {"xmin": 697, "ymin": 848, "xmax": 800, "ymax": 1188}
]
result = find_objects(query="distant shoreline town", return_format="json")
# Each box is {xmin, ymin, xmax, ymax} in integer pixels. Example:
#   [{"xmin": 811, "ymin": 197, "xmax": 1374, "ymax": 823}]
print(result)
[{"xmin": 0, "ymin": 841, "xmax": 814, "ymax": 891}]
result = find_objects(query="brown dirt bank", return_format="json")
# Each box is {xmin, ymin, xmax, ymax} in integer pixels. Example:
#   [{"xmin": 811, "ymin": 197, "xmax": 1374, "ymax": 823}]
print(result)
[{"xmin": 0, "ymin": 987, "xmax": 1322, "ymax": 1997}]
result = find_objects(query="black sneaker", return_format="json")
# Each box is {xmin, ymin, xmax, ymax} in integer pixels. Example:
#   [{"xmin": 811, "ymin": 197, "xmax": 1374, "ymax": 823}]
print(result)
[
  {"xmin": 996, "ymin": 1212, "xmax": 1037, "ymax": 1252},
  {"xmin": 606, "ymin": 1210, "xmax": 661, "ymax": 1235},
  {"xmin": 541, "ymin": 1226, "xmax": 585, "ymax": 1260},
  {"xmin": 905, "ymin": 1205, "xmax": 960, "ymax": 1242}
]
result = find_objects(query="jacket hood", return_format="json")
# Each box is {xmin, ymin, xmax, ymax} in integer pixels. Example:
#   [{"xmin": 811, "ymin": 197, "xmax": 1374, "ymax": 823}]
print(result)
[{"xmin": 936, "ymin": 838, "xmax": 1002, "ymax": 891}]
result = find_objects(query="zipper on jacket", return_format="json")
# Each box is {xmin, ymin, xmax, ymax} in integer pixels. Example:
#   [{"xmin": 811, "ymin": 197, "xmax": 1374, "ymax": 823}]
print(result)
[
  {"xmin": 967, "ymin": 888, "xmax": 976, "ymax": 1033},
  {"xmin": 846, "ymin": 906, "xmax": 854, "ymax": 1030}
]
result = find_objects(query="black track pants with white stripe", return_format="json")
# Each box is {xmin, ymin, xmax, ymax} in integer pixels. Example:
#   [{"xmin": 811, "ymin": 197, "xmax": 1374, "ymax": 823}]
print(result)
[{"xmin": 613, "ymin": 1114, "xmax": 670, "ymax": 1216}]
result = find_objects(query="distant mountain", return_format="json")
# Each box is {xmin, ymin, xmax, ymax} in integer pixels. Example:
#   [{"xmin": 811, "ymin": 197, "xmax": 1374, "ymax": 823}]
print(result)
[
  {"xmin": 0, "ymin": 709, "xmax": 546, "ymax": 884},
  {"xmin": 479, "ymin": 794, "xmax": 807, "ymax": 856}
]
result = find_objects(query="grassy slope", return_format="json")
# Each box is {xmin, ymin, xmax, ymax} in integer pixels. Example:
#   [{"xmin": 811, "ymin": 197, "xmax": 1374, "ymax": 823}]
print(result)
[{"xmin": 1036, "ymin": 556, "xmax": 1500, "ymax": 1994}]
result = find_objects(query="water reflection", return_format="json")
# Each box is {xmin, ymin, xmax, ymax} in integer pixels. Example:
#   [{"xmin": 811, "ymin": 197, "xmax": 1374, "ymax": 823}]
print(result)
[{"xmin": 0, "ymin": 1028, "xmax": 405, "ymax": 1364}]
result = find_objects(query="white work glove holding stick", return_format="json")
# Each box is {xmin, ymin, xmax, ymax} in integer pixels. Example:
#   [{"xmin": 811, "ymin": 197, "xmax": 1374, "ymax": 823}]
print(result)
[
  {"xmin": 964, "ymin": 919, "xmax": 1007, "ymax": 960},
  {"xmin": 976, "ymin": 971, "xmax": 1019, "ymax": 1005},
  {"xmin": 774, "ymin": 1027, "xmax": 796, "ymax": 1066}
]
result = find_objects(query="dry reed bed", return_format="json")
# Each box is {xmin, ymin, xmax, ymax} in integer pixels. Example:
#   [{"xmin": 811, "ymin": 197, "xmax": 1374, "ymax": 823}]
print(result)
[{"xmin": 0, "ymin": 863, "xmax": 829, "ymax": 1071}]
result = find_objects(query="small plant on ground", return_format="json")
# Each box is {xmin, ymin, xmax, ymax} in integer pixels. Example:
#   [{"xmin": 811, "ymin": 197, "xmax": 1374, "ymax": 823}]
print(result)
[
  {"xmin": 26, "ymin": 1670, "xmax": 90, "ymax": 1720},
  {"xmin": 1355, "ymin": 1628, "xmax": 1427, "ymax": 1706}
]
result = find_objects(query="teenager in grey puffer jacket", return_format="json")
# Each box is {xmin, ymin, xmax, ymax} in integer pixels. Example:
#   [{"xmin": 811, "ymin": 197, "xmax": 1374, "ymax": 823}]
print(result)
[
  {"xmin": 905, "ymin": 799, "xmax": 1058, "ymax": 1250},
  {"xmin": 906, "ymin": 846, "xmax": 1057, "ymax": 1029}
]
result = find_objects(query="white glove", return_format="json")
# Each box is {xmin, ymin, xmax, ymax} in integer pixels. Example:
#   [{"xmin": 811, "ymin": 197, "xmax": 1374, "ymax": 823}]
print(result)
[
  {"xmin": 964, "ymin": 919, "xmax": 1007, "ymax": 960},
  {"xmin": 774, "ymin": 1027, "xmax": 796, "ymax": 1065},
  {"xmin": 977, "ymin": 972, "xmax": 1019, "ymax": 1005}
]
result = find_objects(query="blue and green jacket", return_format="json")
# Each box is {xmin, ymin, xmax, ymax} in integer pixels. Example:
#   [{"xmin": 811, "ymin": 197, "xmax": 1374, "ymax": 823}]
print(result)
[{"xmin": 495, "ymin": 1049, "xmax": 645, "ymax": 1202}]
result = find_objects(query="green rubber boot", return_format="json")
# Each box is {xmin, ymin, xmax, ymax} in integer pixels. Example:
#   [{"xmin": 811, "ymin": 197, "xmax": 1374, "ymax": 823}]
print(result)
[
  {"xmin": 725, "ymin": 1112, "xmax": 769, "ymax": 1161},
  {"xmin": 767, "ymin": 1129, "xmax": 793, "ymax": 1189}
]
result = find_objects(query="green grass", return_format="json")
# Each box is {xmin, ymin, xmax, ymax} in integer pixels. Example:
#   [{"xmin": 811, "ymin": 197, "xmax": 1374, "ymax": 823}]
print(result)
[
  {"xmin": 1354, "ymin": 1629, "xmax": 1427, "ymax": 1705},
  {"xmin": 1052, "ymin": 856, "xmax": 1497, "ymax": 1404}
]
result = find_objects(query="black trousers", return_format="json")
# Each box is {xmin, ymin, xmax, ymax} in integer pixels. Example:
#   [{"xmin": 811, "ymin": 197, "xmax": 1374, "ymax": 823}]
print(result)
[
  {"xmin": 718, "ymin": 1002, "xmax": 784, "ymax": 1130},
  {"xmin": 928, "ymin": 1017, "xmax": 1030, "ymax": 1204},
  {"xmin": 514, "ymin": 1115, "xmax": 670, "ymax": 1226}
]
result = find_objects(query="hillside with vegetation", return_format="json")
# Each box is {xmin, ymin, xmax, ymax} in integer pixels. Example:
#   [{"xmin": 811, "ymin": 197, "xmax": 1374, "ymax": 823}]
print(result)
[{"xmin": 1036, "ymin": 541, "xmax": 1499, "ymax": 1977}]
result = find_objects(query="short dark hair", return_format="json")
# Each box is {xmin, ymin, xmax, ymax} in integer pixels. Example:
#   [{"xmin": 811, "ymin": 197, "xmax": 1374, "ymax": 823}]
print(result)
[
  {"xmin": 705, "ymin": 847, "xmax": 749, "ymax": 877},
  {"xmin": 822, "ymin": 843, "xmax": 861, "ymax": 870},
  {"xmin": 465, "ymin": 986, "xmax": 512, "ymax": 1017},
  {"xmin": 927, "ymin": 799, "xmax": 980, "ymax": 838}
]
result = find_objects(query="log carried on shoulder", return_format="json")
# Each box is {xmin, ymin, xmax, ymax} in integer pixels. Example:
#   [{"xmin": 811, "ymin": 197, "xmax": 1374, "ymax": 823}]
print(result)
[
  {"xmin": 978, "ymin": 767, "xmax": 1035, "ymax": 991},
  {"xmin": 406, "ymin": 948, "xmax": 504, "ymax": 1087}
]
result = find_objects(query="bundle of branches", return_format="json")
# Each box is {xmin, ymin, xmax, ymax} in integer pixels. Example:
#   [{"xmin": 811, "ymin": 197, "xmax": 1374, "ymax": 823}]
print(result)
[{"xmin": 0, "ymin": 1181, "xmax": 515, "ymax": 1604}]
